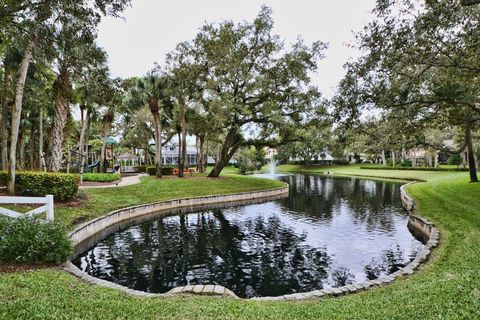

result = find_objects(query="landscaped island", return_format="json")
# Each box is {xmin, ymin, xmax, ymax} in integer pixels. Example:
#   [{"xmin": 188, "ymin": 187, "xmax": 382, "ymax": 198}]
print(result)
[{"xmin": 1, "ymin": 166, "xmax": 479, "ymax": 319}]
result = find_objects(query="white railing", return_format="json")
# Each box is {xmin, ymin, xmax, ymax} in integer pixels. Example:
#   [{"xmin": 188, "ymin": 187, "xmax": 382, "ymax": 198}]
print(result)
[{"xmin": 0, "ymin": 195, "xmax": 54, "ymax": 221}]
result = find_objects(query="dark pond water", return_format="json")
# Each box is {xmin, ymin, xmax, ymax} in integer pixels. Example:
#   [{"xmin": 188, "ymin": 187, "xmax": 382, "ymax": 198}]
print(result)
[{"xmin": 73, "ymin": 174, "xmax": 424, "ymax": 298}]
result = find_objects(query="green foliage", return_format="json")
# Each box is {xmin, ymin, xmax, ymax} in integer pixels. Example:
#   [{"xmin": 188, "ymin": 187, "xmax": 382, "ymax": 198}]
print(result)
[
  {"xmin": 400, "ymin": 160, "xmax": 412, "ymax": 167},
  {"xmin": 146, "ymin": 166, "xmax": 175, "ymax": 176},
  {"xmin": 135, "ymin": 165, "xmax": 148, "ymax": 173},
  {"xmin": 0, "ymin": 217, "xmax": 72, "ymax": 264},
  {"xmin": 146, "ymin": 166, "xmax": 156, "ymax": 176},
  {"xmin": 235, "ymin": 148, "xmax": 267, "ymax": 175},
  {"xmin": 447, "ymin": 154, "xmax": 463, "ymax": 166},
  {"xmin": 81, "ymin": 173, "xmax": 120, "ymax": 183},
  {"xmin": 0, "ymin": 171, "xmax": 79, "ymax": 201}
]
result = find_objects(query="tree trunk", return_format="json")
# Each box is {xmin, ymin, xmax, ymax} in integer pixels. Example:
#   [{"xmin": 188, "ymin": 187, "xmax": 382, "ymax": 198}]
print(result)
[
  {"xmin": 178, "ymin": 105, "xmax": 187, "ymax": 178},
  {"xmin": 144, "ymin": 144, "xmax": 149, "ymax": 165},
  {"xmin": 381, "ymin": 149, "xmax": 386, "ymax": 166},
  {"xmin": 152, "ymin": 112, "xmax": 162, "ymax": 177},
  {"xmin": 100, "ymin": 121, "xmax": 112, "ymax": 173},
  {"xmin": 38, "ymin": 107, "xmax": 46, "ymax": 171},
  {"xmin": 1, "ymin": 65, "xmax": 11, "ymax": 171},
  {"xmin": 18, "ymin": 129, "xmax": 25, "ymax": 170},
  {"xmin": 465, "ymin": 121, "xmax": 478, "ymax": 182},
  {"xmin": 392, "ymin": 151, "xmax": 396, "ymax": 167},
  {"xmin": 208, "ymin": 128, "xmax": 240, "ymax": 178},
  {"xmin": 17, "ymin": 128, "xmax": 25, "ymax": 170},
  {"xmin": 199, "ymin": 135, "xmax": 205, "ymax": 173},
  {"xmin": 48, "ymin": 67, "xmax": 71, "ymax": 172},
  {"xmin": 7, "ymin": 38, "xmax": 34, "ymax": 194},
  {"xmin": 29, "ymin": 123, "xmax": 35, "ymax": 169},
  {"xmin": 78, "ymin": 107, "xmax": 89, "ymax": 183},
  {"xmin": 195, "ymin": 135, "xmax": 200, "ymax": 171}
]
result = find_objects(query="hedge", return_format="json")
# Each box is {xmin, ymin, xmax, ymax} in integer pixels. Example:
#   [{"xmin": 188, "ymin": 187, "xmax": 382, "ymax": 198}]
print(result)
[
  {"xmin": 135, "ymin": 165, "xmax": 148, "ymax": 173},
  {"xmin": 0, "ymin": 217, "xmax": 72, "ymax": 264},
  {"xmin": 81, "ymin": 173, "xmax": 121, "ymax": 183},
  {"xmin": 360, "ymin": 166, "xmax": 469, "ymax": 172},
  {"xmin": 0, "ymin": 171, "xmax": 79, "ymax": 201},
  {"xmin": 146, "ymin": 166, "xmax": 175, "ymax": 176}
]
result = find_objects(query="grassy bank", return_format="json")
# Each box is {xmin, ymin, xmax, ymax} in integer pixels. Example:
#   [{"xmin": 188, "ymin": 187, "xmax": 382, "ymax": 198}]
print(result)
[
  {"xmin": 57, "ymin": 174, "xmax": 284, "ymax": 228},
  {"xmin": 1, "ymin": 167, "xmax": 479, "ymax": 319}
]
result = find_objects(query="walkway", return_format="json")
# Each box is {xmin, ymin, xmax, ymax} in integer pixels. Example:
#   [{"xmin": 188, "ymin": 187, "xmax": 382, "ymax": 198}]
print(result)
[{"xmin": 79, "ymin": 173, "xmax": 147, "ymax": 189}]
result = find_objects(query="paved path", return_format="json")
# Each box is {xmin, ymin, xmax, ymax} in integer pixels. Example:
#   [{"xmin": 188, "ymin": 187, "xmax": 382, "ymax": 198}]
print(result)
[{"xmin": 79, "ymin": 174, "xmax": 147, "ymax": 189}]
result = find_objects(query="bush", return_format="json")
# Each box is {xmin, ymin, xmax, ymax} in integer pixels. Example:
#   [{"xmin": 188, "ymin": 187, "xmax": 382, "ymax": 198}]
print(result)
[
  {"xmin": 147, "ymin": 166, "xmax": 156, "ymax": 176},
  {"xmin": 332, "ymin": 159, "xmax": 350, "ymax": 165},
  {"xmin": 82, "ymin": 173, "xmax": 120, "ymax": 183},
  {"xmin": 146, "ymin": 166, "xmax": 176, "ymax": 176},
  {"xmin": 0, "ymin": 171, "xmax": 79, "ymax": 201},
  {"xmin": 400, "ymin": 159, "xmax": 412, "ymax": 167},
  {"xmin": 135, "ymin": 165, "xmax": 148, "ymax": 173},
  {"xmin": 447, "ymin": 154, "xmax": 463, "ymax": 166},
  {"xmin": 0, "ymin": 217, "xmax": 72, "ymax": 264}
]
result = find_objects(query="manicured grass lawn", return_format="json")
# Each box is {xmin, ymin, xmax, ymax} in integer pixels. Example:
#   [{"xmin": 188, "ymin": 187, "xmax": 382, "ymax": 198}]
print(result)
[
  {"xmin": 1, "ymin": 166, "xmax": 479, "ymax": 319},
  {"xmin": 58, "ymin": 174, "xmax": 285, "ymax": 229}
]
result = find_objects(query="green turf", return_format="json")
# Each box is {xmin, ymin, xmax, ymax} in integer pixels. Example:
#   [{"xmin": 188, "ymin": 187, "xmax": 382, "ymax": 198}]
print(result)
[{"xmin": 0, "ymin": 166, "xmax": 479, "ymax": 319}]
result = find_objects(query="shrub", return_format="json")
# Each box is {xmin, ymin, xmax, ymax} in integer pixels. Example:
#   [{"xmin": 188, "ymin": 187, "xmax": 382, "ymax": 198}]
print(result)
[
  {"xmin": 82, "ymin": 173, "xmax": 120, "ymax": 183},
  {"xmin": 332, "ymin": 160, "xmax": 350, "ymax": 165},
  {"xmin": 135, "ymin": 165, "xmax": 148, "ymax": 173},
  {"xmin": 447, "ymin": 154, "xmax": 463, "ymax": 166},
  {"xmin": 0, "ymin": 171, "xmax": 79, "ymax": 201},
  {"xmin": 0, "ymin": 217, "xmax": 72, "ymax": 264},
  {"xmin": 147, "ymin": 166, "xmax": 156, "ymax": 176},
  {"xmin": 147, "ymin": 166, "xmax": 176, "ymax": 176},
  {"xmin": 400, "ymin": 159, "xmax": 412, "ymax": 167}
]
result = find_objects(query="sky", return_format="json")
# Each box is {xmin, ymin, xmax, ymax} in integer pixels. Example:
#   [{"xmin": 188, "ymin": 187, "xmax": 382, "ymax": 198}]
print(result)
[{"xmin": 97, "ymin": 0, "xmax": 377, "ymax": 98}]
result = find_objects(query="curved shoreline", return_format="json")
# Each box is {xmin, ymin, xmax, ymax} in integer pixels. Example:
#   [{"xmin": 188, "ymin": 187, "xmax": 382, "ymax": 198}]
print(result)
[{"xmin": 65, "ymin": 178, "xmax": 439, "ymax": 301}]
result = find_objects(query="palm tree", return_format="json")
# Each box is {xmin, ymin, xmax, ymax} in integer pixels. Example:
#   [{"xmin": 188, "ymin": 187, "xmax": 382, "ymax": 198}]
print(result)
[{"xmin": 128, "ymin": 72, "xmax": 171, "ymax": 177}]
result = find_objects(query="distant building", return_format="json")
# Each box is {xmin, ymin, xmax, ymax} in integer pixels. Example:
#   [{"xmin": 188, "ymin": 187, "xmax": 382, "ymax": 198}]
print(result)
[{"xmin": 161, "ymin": 144, "xmax": 198, "ymax": 165}]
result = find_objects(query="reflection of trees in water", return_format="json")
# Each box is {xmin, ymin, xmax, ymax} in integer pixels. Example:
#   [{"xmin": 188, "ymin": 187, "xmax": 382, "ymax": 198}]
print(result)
[
  {"xmin": 330, "ymin": 266, "xmax": 355, "ymax": 287},
  {"xmin": 364, "ymin": 245, "xmax": 415, "ymax": 280},
  {"xmin": 78, "ymin": 210, "xmax": 332, "ymax": 298},
  {"xmin": 280, "ymin": 175, "xmax": 402, "ymax": 232}
]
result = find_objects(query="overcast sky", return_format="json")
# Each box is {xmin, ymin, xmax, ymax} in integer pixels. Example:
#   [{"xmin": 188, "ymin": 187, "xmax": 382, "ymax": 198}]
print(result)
[{"xmin": 97, "ymin": 0, "xmax": 376, "ymax": 98}]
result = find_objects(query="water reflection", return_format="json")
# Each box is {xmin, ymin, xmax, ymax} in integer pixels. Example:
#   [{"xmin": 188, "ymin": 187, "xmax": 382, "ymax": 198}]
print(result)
[{"xmin": 74, "ymin": 174, "xmax": 423, "ymax": 298}]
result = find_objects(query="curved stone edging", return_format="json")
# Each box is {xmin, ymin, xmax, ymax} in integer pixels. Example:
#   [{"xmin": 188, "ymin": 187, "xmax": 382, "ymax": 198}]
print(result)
[
  {"xmin": 69, "ymin": 186, "xmax": 289, "ymax": 247},
  {"xmin": 66, "ymin": 180, "xmax": 440, "ymax": 301}
]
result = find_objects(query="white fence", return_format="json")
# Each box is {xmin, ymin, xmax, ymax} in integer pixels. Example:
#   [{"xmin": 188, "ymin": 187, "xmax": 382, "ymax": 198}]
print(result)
[{"xmin": 0, "ymin": 195, "xmax": 54, "ymax": 221}]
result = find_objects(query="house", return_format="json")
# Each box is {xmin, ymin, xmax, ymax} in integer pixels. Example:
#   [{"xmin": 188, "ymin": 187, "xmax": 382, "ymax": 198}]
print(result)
[{"xmin": 161, "ymin": 144, "xmax": 198, "ymax": 165}]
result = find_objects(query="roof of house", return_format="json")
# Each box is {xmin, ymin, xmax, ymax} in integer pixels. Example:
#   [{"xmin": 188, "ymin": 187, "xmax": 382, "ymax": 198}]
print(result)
[{"xmin": 117, "ymin": 152, "xmax": 137, "ymax": 160}]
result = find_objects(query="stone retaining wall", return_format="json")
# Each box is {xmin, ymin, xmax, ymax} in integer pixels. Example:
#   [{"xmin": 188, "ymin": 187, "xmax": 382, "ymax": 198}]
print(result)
[
  {"xmin": 66, "ymin": 181, "xmax": 439, "ymax": 301},
  {"xmin": 69, "ymin": 186, "xmax": 289, "ymax": 247}
]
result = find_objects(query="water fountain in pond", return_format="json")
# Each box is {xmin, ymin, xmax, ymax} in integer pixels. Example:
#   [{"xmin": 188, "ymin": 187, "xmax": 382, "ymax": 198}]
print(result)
[{"xmin": 269, "ymin": 158, "xmax": 277, "ymax": 175}]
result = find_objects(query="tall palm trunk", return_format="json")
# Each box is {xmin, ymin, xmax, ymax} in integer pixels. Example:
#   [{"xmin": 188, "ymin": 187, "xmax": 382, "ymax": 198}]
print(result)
[
  {"xmin": 150, "ymin": 96, "xmax": 162, "ymax": 178},
  {"xmin": 49, "ymin": 67, "xmax": 71, "ymax": 172},
  {"xmin": 1, "ymin": 65, "xmax": 11, "ymax": 170},
  {"xmin": 7, "ymin": 38, "xmax": 34, "ymax": 194},
  {"xmin": 18, "ymin": 129, "xmax": 25, "ymax": 170},
  {"xmin": 38, "ymin": 107, "xmax": 46, "ymax": 171},
  {"xmin": 78, "ymin": 107, "xmax": 90, "ymax": 183},
  {"xmin": 29, "ymin": 122, "xmax": 35, "ymax": 170},
  {"xmin": 100, "ymin": 112, "xmax": 113, "ymax": 173},
  {"xmin": 178, "ymin": 100, "xmax": 187, "ymax": 178}
]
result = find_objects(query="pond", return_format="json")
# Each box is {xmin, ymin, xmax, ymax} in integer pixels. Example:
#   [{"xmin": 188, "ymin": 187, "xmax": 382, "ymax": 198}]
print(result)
[{"xmin": 73, "ymin": 174, "xmax": 424, "ymax": 298}]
